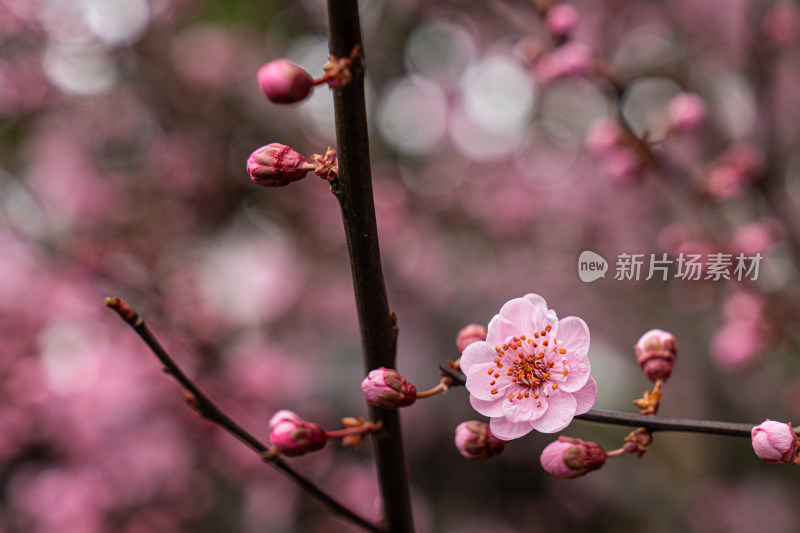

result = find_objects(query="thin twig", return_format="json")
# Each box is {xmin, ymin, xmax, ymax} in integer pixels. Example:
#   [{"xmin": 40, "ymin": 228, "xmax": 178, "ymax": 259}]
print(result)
[
  {"xmin": 443, "ymin": 364, "xmax": 786, "ymax": 437},
  {"xmin": 325, "ymin": 2, "xmax": 415, "ymax": 532},
  {"xmin": 104, "ymin": 297, "xmax": 383, "ymax": 533}
]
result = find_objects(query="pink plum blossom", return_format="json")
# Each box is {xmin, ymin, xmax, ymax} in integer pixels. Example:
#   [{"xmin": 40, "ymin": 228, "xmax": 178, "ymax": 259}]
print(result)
[
  {"xmin": 460, "ymin": 294, "xmax": 597, "ymax": 440},
  {"xmin": 751, "ymin": 420, "xmax": 798, "ymax": 464}
]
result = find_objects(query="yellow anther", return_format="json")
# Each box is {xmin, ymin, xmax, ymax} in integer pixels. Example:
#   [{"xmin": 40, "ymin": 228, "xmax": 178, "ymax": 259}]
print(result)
[
  {"xmin": 559, "ymin": 348, "xmax": 566, "ymax": 354},
  {"xmin": 491, "ymin": 388, "xmax": 498, "ymax": 395},
  {"xmin": 494, "ymin": 373, "xmax": 500, "ymax": 378},
  {"xmin": 542, "ymin": 340, "xmax": 548, "ymax": 346},
  {"xmin": 537, "ymin": 401, "xmax": 541, "ymax": 407},
  {"xmin": 552, "ymin": 383, "xmax": 558, "ymax": 390},
  {"xmin": 546, "ymin": 325, "xmax": 552, "ymax": 332},
  {"xmin": 534, "ymin": 332, "xmax": 539, "ymax": 338},
  {"xmin": 524, "ymin": 392, "xmax": 530, "ymax": 398},
  {"xmin": 533, "ymin": 393, "xmax": 539, "ymax": 399},
  {"xmin": 520, "ymin": 335, "xmax": 526, "ymax": 340},
  {"xmin": 488, "ymin": 368, "xmax": 494, "ymax": 375},
  {"xmin": 490, "ymin": 380, "xmax": 496, "ymax": 385},
  {"xmin": 562, "ymin": 370, "xmax": 568, "ymax": 376},
  {"xmin": 517, "ymin": 393, "xmax": 523, "ymax": 400}
]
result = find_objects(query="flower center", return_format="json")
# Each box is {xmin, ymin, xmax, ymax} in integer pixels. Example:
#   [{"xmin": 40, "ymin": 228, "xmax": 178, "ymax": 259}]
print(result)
[{"xmin": 487, "ymin": 323, "xmax": 570, "ymax": 406}]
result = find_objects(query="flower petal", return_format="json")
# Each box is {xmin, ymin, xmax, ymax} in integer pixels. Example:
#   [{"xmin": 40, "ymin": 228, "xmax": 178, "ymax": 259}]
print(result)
[
  {"xmin": 557, "ymin": 352, "xmax": 591, "ymax": 392},
  {"xmin": 485, "ymin": 315, "xmax": 520, "ymax": 348},
  {"xmin": 490, "ymin": 416, "xmax": 535, "ymax": 441},
  {"xmin": 465, "ymin": 363, "xmax": 506, "ymax": 400},
  {"xmin": 498, "ymin": 297, "xmax": 535, "ymax": 329},
  {"xmin": 525, "ymin": 293, "xmax": 558, "ymax": 329},
  {"xmin": 555, "ymin": 316, "xmax": 590, "ymax": 355},
  {"xmin": 502, "ymin": 393, "xmax": 545, "ymax": 424},
  {"xmin": 459, "ymin": 341, "xmax": 495, "ymax": 374},
  {"xmin": 572, "ymin": 376, "xmax": 597, "ymax": 415},
  {"xmin": 531, "ymin": 390, "xmax": 577, "ymax": 433},
  {"xmin": 470, "ymin": 396, "xmax": 504, "ymax": 417}
]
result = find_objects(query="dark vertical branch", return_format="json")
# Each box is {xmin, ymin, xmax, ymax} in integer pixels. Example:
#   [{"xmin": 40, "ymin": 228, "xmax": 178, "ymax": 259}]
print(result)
[{"xmin": 326, "ymin": 2, "xmax": 415, "ymax": 533}]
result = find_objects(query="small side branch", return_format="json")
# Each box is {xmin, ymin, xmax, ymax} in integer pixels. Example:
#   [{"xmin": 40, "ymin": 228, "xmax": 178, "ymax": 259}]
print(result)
[
  {"xmin": 104, "ymin": 297, "xmax": 383, "ymax": 533},
  {"xmin": 443, "ymin": 363, "xmax": 784, "ymax": 437}
]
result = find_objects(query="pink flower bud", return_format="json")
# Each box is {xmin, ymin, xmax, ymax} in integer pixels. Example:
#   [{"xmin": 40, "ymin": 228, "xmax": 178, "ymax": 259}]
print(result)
[
  {"xmin": 764, "ymin": 1, "xmax": 800, "ymax": 45},
  {"xmin": 361, "ymin": 367, "xmax": 417, "ymax": 409},
  {"xmin": 246, "ymin": 143, "xmax": 315, "ymax": 187},
  {"xmin": 268, "ymin": 410, "xmax": 328, "ymax": 457},
  {"xmin": 456, "ymin": 324, "xmax": 487, "ymax": 354},
  {"xmin": 545, "ymin": 4, "xmax": 580, "ymax": 38},
  {"xmin": 540, "ymin": 437, "xmax": 605, "ymax": 479},
  {"xmin": 533, "ymin": 41, "xmax": 594, "ymax": 84},
  {"xmin": 585, "ymin": 118, "xmax": 624, "ymax": 157},
  {"xmin": 634, "ymin": 329, "xmax": 677, "ymax": 382},
  {"xmin": 751, "ymin": 420, "xmax": 798, "ymax": 464},
  {"xmin": 667, "ymin": 92, "xmax": 706, "ymax": 132},
  {"xmin": 257, "ymin": 59, "xmax": 314, "ymax": 104},
  {"xmin": 454, "ymin": 421, "xmax": 506, "ymax": 460}
]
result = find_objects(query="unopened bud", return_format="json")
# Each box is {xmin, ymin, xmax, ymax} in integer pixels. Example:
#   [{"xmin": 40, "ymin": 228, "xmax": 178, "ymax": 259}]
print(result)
[
  {"xmin": 545, "ymin": 4, "xmax": 580, "ymax": 38},
  {"xmin": 667, "ymin": 92, "xmax": 706, "ymax": 132},
  {"xmin": 246, "ymin": 143, "xmax": 315, "ymax": 187},
  {"xmin": 456, "ymin": 324, "xmax": 487, "ymax": 354},
  {"xmin": 454, "ymin": 421, "xmax": 506, "ymax": 460},
  {"xmin": 257, "ymin": 59, "xmax": 314, "ymax": 104},
  {"xmin": 540, "ymin": 436, "xmax": 605, "ymax": 479},
  {"xmin": 634, "ymin": 329, "xmax": 677, "ymax": 382},
  {"xmin": 751, "ymin": 420, "xmax": 798, "ymax": 464},
  {"xmin": 268, "ymin": 410, "xmax": 327, "ymax": 457},
  {"xmin": 361, "ymin": 367, "xmax": 417, "ymax": 409}
]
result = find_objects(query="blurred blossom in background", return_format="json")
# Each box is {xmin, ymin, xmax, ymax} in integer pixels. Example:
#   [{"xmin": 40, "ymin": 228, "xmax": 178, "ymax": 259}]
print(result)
[{"xmin": 2, "ymin": 0, "xmax": 800, "ymax": 531}]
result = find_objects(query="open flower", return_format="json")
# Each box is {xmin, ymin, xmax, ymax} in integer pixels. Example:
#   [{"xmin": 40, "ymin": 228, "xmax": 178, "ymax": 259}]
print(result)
[{"xmin": 461, "ymin": 294, "xmax": 597, "ymax": 440}]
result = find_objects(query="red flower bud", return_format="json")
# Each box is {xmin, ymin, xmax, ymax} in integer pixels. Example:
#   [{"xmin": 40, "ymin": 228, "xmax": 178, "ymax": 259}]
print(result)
[
  {"xmin": 268, "ymin": 410, "xmax": 327, "ymax": 457},
  {"xmin": 455, "ymin": 323, "xmax": 487, "ymax": 354},
  {"xmin": 540, "ymin": 436, "xmax": 606, "ymax": 479},
  {"xmin": 246, "ymin": 143, "xmax": 315, "ymax": 187},
  {"xmin": 634, "ymin": 329, "xmax": 677, "ymax": 382},
  {"xmin": 361, "ymin": 367, "xmax": 417, "ymax": 409},
  {"xmin": 454, "ymin": 421, "xmax": 506, "ymax": 460}
]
